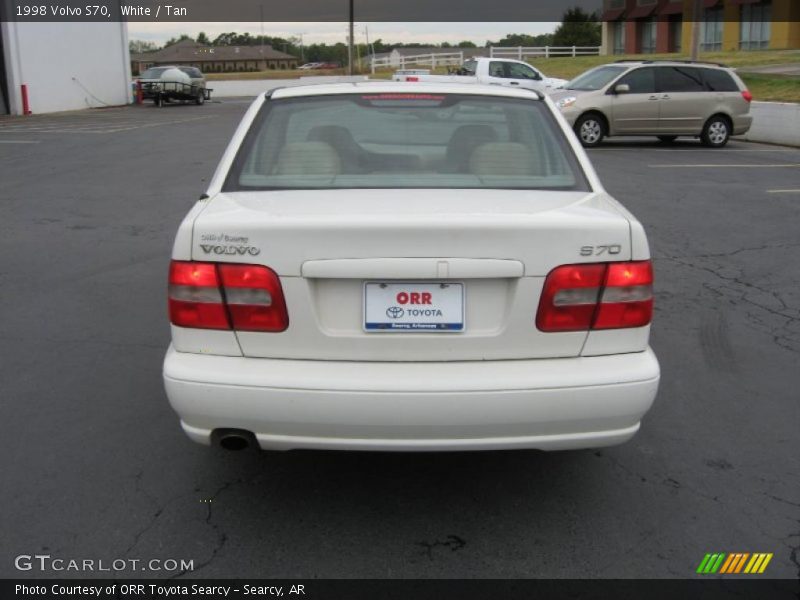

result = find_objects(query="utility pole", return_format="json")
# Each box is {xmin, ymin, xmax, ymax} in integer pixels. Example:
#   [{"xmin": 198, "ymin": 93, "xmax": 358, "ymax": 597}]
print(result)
[
  {"xmin": 348, "ymin": 0, "xmax": 354, "ymax": 75},
  {"xmin": 365, "ymin": 25, "xmax": 374, "ymax": 75},
  {"xmin": 690, "ymin": 0, "xmax": 703, "ymax": 61},
  {"xmin": 297, "ymin": 32, "xmax": 306, "ymax": 63},
  {"xmin": 259, "ymin": 4, "xmax": 265, "ymax": 69}
]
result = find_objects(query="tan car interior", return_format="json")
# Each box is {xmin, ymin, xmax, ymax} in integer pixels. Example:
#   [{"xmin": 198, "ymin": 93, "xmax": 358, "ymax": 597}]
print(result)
[{"xmin": 272, "ymin": 124, "xmax": 545, "ymax": 177}]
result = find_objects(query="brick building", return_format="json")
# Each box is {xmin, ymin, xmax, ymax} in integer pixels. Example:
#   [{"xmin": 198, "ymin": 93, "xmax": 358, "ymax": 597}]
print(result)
[
  {"xmin": 131, "ymin": 39, "xmax": 298, "ymax": 75},
  {"xmin": 601, "ymin": 0, "xmax": 800, "ymax": 55}
]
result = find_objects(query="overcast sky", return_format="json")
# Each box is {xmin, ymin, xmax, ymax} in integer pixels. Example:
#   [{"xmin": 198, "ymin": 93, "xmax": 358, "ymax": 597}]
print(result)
[{"xmin": 127, "ymin": 22, "xmax": 559, "ymax": 46}]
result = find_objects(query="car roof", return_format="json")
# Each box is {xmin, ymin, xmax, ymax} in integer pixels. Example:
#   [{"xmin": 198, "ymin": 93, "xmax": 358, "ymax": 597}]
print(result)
[
  {"xmin": 270, "ymin": 82, "xmax": 543, "ymax": 100},
  {"xmin": 613, "ymin": 60, "xmax": 730, "ymax": 69}
]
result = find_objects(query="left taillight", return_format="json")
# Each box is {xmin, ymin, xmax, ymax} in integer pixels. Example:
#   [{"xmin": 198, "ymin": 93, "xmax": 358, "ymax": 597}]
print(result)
[
  {"xmin": 168, "ymin": 261, "xmax": 288, "ymax": 332},
  {"xmin": 168, "ymin": 261, "xmax": 229, "ymax": 330},
  {"xmin": 218, "ymin": 263, "xmax": 289, "ymax": 332}
]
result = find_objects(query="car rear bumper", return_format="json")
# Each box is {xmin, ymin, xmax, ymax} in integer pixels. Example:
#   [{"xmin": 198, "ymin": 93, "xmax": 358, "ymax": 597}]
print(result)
[
  {"xmin": 163, "ymin": 346, "xmax": 660, "ymax": 451},
  {"xmin": 732, "ymin": 113, "xmax": 753, "ymax": 136}
]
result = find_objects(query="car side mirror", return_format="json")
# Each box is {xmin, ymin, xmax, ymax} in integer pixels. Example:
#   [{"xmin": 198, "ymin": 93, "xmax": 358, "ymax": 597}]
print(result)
[{"xmin": 614, "ymin": 83, "xmax": 630, "ymax": 94}]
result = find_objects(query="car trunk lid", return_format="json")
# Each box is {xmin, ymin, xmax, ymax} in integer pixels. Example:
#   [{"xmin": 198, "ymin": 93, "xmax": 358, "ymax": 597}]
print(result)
[{"xmin": 191, "ymin": 189, "xmax": 632, "ymax": 361}]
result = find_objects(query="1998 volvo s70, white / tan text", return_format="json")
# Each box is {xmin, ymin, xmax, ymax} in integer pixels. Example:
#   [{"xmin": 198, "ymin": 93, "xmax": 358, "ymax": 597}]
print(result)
[{"xmin": 163, "ymin": 82, "xmax": 660, "ymax": 452}]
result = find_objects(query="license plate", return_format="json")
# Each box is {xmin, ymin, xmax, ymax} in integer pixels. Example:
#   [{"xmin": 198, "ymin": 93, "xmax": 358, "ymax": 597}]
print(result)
[{"xmin": 364, "ymin": 282, "xmax": 464, "ymax": 332}]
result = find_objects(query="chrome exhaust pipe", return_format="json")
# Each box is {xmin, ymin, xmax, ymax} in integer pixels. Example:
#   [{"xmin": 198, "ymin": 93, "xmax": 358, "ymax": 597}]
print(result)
[{"xmin": 212, "ymin": 429, "xmax": 257, "ymax": 451}]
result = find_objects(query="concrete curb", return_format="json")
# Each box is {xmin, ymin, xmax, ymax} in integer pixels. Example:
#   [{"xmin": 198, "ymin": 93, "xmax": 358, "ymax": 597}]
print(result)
[{"xmin": 740, "ymin": 101, "xmax": 800, "ymax": 148}]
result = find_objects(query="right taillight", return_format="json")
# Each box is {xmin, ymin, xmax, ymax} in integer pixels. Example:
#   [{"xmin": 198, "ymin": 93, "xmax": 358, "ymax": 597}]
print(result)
[
  {"xmin": 536, "ymin": 261, "xmax": 653, "ymax": 332},
  {"xmin": 168, "ymin": 261, "xmax": 288, "ymax": 332},
  {"xmin": 742, "ymin": 90, "xmax": 753, "ymax": 103}
]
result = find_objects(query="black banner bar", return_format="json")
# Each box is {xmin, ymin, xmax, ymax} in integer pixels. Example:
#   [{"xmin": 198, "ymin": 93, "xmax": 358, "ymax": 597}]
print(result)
[
  {"xmin": 3, "ymin": 579, "xmax": 800, "ymax": 600},
  {"xmin": 1, "ymin": 0, "xmax": 781, "ymax": 22}
]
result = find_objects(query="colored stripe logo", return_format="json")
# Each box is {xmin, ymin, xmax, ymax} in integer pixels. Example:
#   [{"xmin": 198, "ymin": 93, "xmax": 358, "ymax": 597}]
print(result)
[{"xmin": 696, "ymin": 553, "xmax": 773, "ymax": 574}]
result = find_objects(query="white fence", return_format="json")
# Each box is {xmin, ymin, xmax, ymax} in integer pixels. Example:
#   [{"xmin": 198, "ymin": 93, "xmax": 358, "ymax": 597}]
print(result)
[
  {"xmin": 369, "ymin": 46, "xmax": 600, "ymax": 71},
  {"xmin": 490, "ymin": 46, "xmax": 601, "ymax": 59},
  {"xmin": 370, "ymin": 51, "xmax": 465, "ymax": 71}
]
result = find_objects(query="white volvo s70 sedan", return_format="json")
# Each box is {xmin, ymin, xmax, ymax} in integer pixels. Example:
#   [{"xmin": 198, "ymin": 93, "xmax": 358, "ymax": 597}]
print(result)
[{"xmin": 163, "ymin": 82, "xmax": 660, "ymax": 452}]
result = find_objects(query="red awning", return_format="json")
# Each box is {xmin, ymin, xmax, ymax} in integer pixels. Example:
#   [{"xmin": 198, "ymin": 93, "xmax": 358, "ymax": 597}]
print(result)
[
  {"xmin": 704, "ymin": 0, "xmax": 721, "ymax": 7},
  {"xmin": 600, "ymin": 8, "xmax": 627, "ymax": 21},
  {"xmin": 658, "ymin": 2, "xmax": 684, "ymax": 15},
  {"xmin": 728, "ymin": 0, "xmax": 761, "ymax": 4},
  {"xmin": 628, "ymin": 3, "xmax": 658, "ymax": 19}
]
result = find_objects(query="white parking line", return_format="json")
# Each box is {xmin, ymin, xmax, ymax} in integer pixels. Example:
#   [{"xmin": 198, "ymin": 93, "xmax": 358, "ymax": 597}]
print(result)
[
  {"xmin": 103, "ymin": 116, "xmax": 213, "ymax": 133},
  {"xmin": 0, "ymin": 139, "xmax": 40, "ymax": 143},
  {"xmin": 767, "ymin": 190, "xmax": 800, "ymax": 194},
  {"xmin": 649, "ymin": 164, "xmax": 800, "ymax": 168},
  {"xmin": 0, "ymin": 115, "xmax": 212, "ymax": 135},
  {"xmin": 601, "ymin": 148, "xmax": 800, "ymax": 153},
  {"xmin": 0, "ymin": 128, "xmax": 119, "ymax": 134}
]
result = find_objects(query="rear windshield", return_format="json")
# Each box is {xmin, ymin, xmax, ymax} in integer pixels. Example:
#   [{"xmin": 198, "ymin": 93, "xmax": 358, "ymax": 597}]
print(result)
[
  {"xmin": 180, "ymin": 67, "xmax": 201, "ymax": 77},
  {"xmin": 140, "ymin": 67, "xmax": 169, "ymax": 79},
  {"xmin": 565, "ymin": 66, "xmax": 627, "ymax": 91},
  {"xmin": 224, "ymin": 93, "xmax": 589, "ymax": 191}
]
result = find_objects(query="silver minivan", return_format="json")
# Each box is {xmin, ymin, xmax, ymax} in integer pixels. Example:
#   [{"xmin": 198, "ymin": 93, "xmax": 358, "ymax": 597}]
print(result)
[{"xmin": 552, "ymin": 61, "xmax": 753, "ymax": 148}]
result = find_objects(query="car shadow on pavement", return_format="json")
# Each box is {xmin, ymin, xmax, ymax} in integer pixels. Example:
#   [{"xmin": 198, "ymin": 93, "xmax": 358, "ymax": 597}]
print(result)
[
  {"xmin": 145, "ymin": 444, "xmax": 619, "ymax": 577},
  {"xmin": 593, "ymin": 139, "xmax": 708, "ymax": 150},
  {"xmin": 193, "ymin": 444, "xmax": 601, "ymax": 517}
]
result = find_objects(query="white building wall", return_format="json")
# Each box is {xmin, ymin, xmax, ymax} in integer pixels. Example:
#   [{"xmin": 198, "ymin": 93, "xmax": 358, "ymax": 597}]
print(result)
[
  {"xmin": 600, "ymin": 22, "xmax": 612, "ymax": 56},
  {"xmin": 2, "ymin": 22, "xmax": 131, "ymax": 115}
]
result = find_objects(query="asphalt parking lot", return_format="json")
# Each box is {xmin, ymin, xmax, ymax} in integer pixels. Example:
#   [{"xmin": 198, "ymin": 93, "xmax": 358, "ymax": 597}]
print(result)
[{"xmin": 1, "ymin": 100, "xmax": 798, "ymax": 580}]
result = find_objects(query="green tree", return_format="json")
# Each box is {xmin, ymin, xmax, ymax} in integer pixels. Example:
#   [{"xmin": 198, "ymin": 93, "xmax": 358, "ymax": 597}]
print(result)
[
  {"xmin": 164, "ymin": 34, "xmax": 193, "ymax": 47},
  {"xmin": 129, "ymin": 39, "xmax": 158, "ymax": 53},
  {"xmin": 212, "ymin": 32, "xmax": 238, "ymax": 46},
  {"xmin": 489, "ymin": 33, "xmax": 554, "ymax": 47},
  {"xmin": 305, "ymin": 42, "xmax": 346, "ymax": 64},
  {"xmin": 505, "ymin": 34, "xmax": 535, "ymax": 47},
  {"xmin": 371, "ymin": 38, "xmax": 388, "ymax": 54},
  {"xmin": 457, "ymin": 40, "xmax": 477, "ymax": 48},
  {"xmin": 552, "ymin": 8, "xmax": 601, "ymax": 47},
  {"xmin": 196, "ymin": 31, "xmax": 209, "ymax": 45}
]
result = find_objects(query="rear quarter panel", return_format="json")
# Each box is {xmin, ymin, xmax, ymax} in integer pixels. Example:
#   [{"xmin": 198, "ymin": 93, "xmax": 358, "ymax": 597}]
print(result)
[{"xmin": 703, "ymin": 93, "xmax": 751, "ymax": 132}]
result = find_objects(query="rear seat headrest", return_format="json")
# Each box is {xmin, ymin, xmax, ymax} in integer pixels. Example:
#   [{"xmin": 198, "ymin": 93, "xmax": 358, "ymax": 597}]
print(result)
[
  {"xmin": 469, "ymin": 142, "xmax": 542, "ymax": 177},
  {"xmin": 275, "ymin": 141, "xmax": 342, "ymax": 176},
  {"xmin": 446, "ymin": 125, "xmax": 498, "ymax": 172}
]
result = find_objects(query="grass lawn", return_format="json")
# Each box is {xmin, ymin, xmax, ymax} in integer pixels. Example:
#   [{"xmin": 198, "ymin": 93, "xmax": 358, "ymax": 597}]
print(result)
[
  {"xmin": 204, "ymin": 49, "xmax": 800, "ymax": 102},
  {"xmin": 527, "ymin": 49, "xmax": 800, "ymax": 80},
  {"xmin": 737, "ymin": 73, "xmax": 800, "ymax": 103}
]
